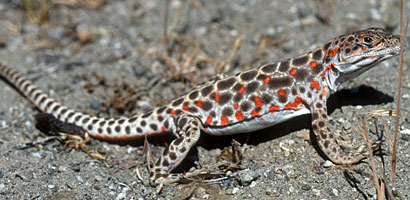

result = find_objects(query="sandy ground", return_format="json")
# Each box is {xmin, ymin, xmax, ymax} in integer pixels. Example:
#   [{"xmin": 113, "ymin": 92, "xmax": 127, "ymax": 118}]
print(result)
[{"xmin": 0, "ymin": 0, "xmax": 409, "ymax": 199}]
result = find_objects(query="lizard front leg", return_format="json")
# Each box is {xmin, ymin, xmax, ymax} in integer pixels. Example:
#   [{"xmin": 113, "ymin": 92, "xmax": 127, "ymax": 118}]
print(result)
[
  {"xmin": 150, "ymin": 114, "xmax": 201, "ymax": 185},
  {"xmin": 310, "ymin": 99, "xmax": 368, "ymax": 164}
]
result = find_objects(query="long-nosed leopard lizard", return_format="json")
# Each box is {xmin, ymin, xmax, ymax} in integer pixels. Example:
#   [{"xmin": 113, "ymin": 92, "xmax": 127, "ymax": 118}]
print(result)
[{"xmin": 0, "ymin": 27, "xmax": 402, "ymax": 185}]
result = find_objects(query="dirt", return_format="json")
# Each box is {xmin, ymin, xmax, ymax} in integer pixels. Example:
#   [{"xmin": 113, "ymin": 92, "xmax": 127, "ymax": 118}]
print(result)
[{"xmin": 0, "ymin": 0, "xmax": 409, "ymax": 199}]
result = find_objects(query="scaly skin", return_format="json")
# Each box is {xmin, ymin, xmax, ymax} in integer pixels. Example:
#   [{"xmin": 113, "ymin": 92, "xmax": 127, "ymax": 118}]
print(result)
[{"xmin": 0, "ymin": 27, "xmax": 402, "ymax": 185}]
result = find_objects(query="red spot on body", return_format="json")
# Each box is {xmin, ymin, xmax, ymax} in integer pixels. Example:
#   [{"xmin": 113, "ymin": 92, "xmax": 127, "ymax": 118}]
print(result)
[
  {"xmin": 221, "ymin": 116, "xmax": 229, "ymax": 125},
  {"xmin": 264, "ymin": 76, "xmax": 271, "ymax": 84},
  {"xmin": 330, "ymin": 48, "xmax": 339, "ymax": 57},
  {"xmin": 161, "ymin": 126, "xmax": 166, "ymax": 133},
  {"xmin": 309, "ymin": 61, "xmax": 318, "ymax": 69},
  {"xmin": 283, "ymin": 96, "xmax": 305, "ymax": 110},
  {"xmin": 251, "ymin": 109, "xmax": 261, "ymax": 117},
  {"xmin": 269, "ymin": 105, "xmax": 280, "ymax": 113},
  {"xmin": 182, "ymin": 105, "xmax": 189, "ymax": 111},
  {"xmin": 235, "ymin": 111, "xmax": 244, "ymax": 121},
  {"xmin": 289, "ymin": 68, "xmax": 298, "ymax": 76},
  {"xmin": 310, "ymin": 81, "xmax": 321, "ymax": 90},
  {"xmin": 322, "ymin": 63, "xmax": 335, "ymax": 79},
  {"xmin": 277, "ymin": 89, "xmax": 287, "ymax": 98},
  {"xmin": 237, "ymin": 86, "xmax": 245, "ymax": 94},
  {"xmin": 234, "ymin": 102, "xmax": 239, "ymax": 110},
  {"xmin": 196, "ymin": 100, "xmax": 203, "ymax": 108},
  {"xmin": 322, "ymin": 88, "xmax": 327, "ymax": 98},
  {"xmin": 361, "ymin": 47, "xmax": 367, "ymax": 51},
  {"xmin": 206, "ymin": 116, "xmax": 213, "ymax": 125},
  {"xmin": 171, "ymin": 110, "xmax": 177, "ymax": 116},
  {"xmin": 214, "ymin": 91, "xmax": 220, "ymax": 103},
  {"xmin": 324, "ymin": 49, "xmax": 330, "ymax": 59},
  {"xmin": 254, "ymin": 96, "xmax": 263, "ymax": 108}
]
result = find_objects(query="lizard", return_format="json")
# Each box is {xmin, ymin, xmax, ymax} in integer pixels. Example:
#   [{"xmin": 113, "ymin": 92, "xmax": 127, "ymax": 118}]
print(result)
[{"xmin": 0, "ymin": 27, "xmax": 402, "ymax": 185}]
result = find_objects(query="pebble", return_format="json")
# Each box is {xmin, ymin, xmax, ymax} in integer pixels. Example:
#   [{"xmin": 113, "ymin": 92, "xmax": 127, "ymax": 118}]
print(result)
[
  {"xmin": 402, "ymin": 94, "xmax": 409, "ymax": 99},
  {"xmin": 249, "ymin": 181, "xmax": 257, "ymax": 188},
  {"xmin": 343, "ymin": 121, "xmax": 351, "ymax": 130},
  {"xmin": 323, "ymin": 160, "xmax": 335, "ymax": 168},
  {"xmin": 332, "ymin": 188, "xmax": 339, "ymax": 196},
  {"xmin": 400, "ymin": 129, "xmax": 410, "ymax": 135},
  {"xmin": 238, "ymin": 170, "xmax": 259, "ymax": 186},
  {"xmin": 90, "ymin": 100, "xmax": 102, "ymax": 110},
  {"xmin": 58, "ymin": 165, "xmax": 68, "ymax": 173},
  {"xmin": 355, "ymin": 105, "xmax": 363, "ymax": 109},
  {"xmin": 0, "ymin": 171, "xmax": 3, "ymax": 178},
  {"xmin": 232, "ymin": 187, "xmax": 239, "ymax": 194}
]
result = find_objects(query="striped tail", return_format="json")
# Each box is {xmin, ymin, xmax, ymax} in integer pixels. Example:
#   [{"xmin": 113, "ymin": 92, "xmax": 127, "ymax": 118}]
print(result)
[{"xmin": 0, "ymin": 64, "xmax": 173, "ymax": 140}]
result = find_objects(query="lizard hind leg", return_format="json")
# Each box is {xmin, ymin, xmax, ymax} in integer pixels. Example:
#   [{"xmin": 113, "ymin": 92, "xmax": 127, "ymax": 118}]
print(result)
[
  {"xmin": 150, "ymin": 114, "xmax": 202, "ymax": 185},
  {"xmin": 310, "ymin": 100, "xmax": 369, "ymax": 165}
]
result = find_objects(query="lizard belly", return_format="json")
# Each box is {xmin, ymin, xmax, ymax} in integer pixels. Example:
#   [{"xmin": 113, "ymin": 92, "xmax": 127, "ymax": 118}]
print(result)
[{"xmin": 203, "ymin": 108, "xmax": 310, "ymax": 136}]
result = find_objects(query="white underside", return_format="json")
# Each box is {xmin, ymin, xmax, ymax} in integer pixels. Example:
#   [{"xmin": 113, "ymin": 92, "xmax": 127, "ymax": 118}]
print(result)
[{"xmin": 203, "ymin": 108, "xmax": 311, "ymax": 136}]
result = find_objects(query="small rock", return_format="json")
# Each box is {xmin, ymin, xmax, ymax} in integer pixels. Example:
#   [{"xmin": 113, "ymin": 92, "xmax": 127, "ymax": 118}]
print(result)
[
  {"xmin": 343, "ymin": 121, "xmax": 351, "ymax": 130},
  {"xmin": 58, "ymin": 166, "xmax": 68, "ymax": 173},
  {"xmin": 238, "ymin": 170, "xmax": 259, "ymax": 186},
  {"xmin": 249, "ymin": 181, "xmax": 257, "ymax": 188},
  {"xmin": 302, "ymin": 184, "xmax": 311, "ymax": 191},
  {"xmin": 232, "ymin": 187, "xmax": 239, "ymax": 194},
  {"xmin": 323, "ymin": 160, "xmax": 335, "ymax": 168},
  {"xmin": 400, "ymin": 129, "xmax": 410, "ymax": 135},
  {"xmin": 402, "ymin": 94, "xmax": 409, "ymax": 99},
  {"xmin": 401, "ymin": 134, "xmax": 410, "ymax": 141},
  {"xmin": 0, "ymin": 171, "xmax": 3, "ymax": 178},
  {"xmin": 90, "ymin": 100, "xmax": 102, "ymax": 110},
  {"xmin": 356, "ymin": 105, "xmax": 363, "ymax": 109},
  {"xmin": 332, "ymin": 188, "xmax": 339, "ymax": 196}
]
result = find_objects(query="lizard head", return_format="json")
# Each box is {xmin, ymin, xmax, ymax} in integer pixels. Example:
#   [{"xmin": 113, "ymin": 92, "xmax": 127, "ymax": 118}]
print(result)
[{"xmin": 323, "ymin": 27, "xmax": 403, "ymax": 90}]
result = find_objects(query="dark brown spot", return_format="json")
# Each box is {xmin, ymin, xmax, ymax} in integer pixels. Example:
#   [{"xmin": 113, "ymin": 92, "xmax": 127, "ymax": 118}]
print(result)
[
  {"xmin": 108, "ymin": 120, "xmax": 115, "ymax": 125},
  {"xmin": 240, "ymin": 70, "xmax": 258, "ymax": 81},
  {"xmin": 201, "ymin": 85, "xmax": 213, "ymax": 96},
  {"xmin": 97, "ymin": 128, "xmax": 103, "ymax": 134},
  {"xmin": 278, "ymin": 93, "xmax": 288, "ymax": 103},
  {"xmin": 323, "ymin": 42, "xmax": 331, "ymax": 51},
  {"xmin": 188, "ymin": 90, "xmax": 199, "ymax": 99},
  {"xmin": 344, "ymin": 48, "xmax": 351, "ymax": 54},
  {"xmin": 312, "ymin": 49, "xmax": 323, "ymax": 60},
  {"xmin": 141, "ymin": 112, "xmax": 152, "ymax": 118},
  {"xmin": 164, "ymin": 120, "xmax": 169, "ymax": 128},
  {"xmin": 118, "ymin": 119, "xmax": 125, "ymax": 124},
  {"xmin": 173, "ymin": 137, "xmax": 184, "ymax": 146},
  {"xmin": 150, "ymin": 124, "xmax": 158, "ymax": 131},
  {"xmin": 125, "ymin": 126, "xmax": 131, "ymax": 134},
  {"xmin": 312, "ymin": 64, "xmax": 323, "ymax": 75},
  {"xmin": 209, "ymin": 111, "xmax": 216, "ymax": 117},
  {"xmin": 87, "ymin": 125, "xmax": 93, "ymax": 130},
  {"xmin": 324, "ymin": 140, "xmax": 330, "ymax": 148},
  {"xmin": 67, "ymin": 111, "xmax": 75, "ymax": 119},
  {"xmin": 128, "ymin": 117, "xmax": 138, "ymax": 123},
  {"xmin": 115, "ymin": 126, "xmax": 121, "ymax": 132},
  {"xmin": 268, "ymin": 77, "xmax": 292, "ymax": 89},
  {"xmin": 348, "ymin": 36, "xmax": 354, "ymax": 42},
  {"xmin": 321, "ymin": 113, "xmax": 327, "ymax": 118},
  {"xmin": 256, "ymin": 74, "xmax": 266, "ymax": 81},
  {"xmin": 218, "ymin": 93, "xmax": 231, "ymax": 105},
  {"xmin": 157, "ymin": 116, "xmax": 164, "ymax": 122},
  {"xmin": 261, "ymin": 93, "xmax": 272, "ymax": 104},
  {"xmin": 178, "ymin": 118, "xmax": 188, "ymax": 128},
  {"xmin": 169, "ymin": 152, "xmax": 177, "ymax": 160},
  {"xmin": 82, "ymin": 117, "xmax": 90, "ymax": 124},
  {"xmin": 307, "ymin": 92, "xmax": 312, "ymax": 98},
  {"xmin": 188, "ymin": 106, "xmax": 198, "ymax": 113},
  {"xmin": 201, "ymin": 101, "xmax": 213, "ymax": 111},
  {"xmin": 233, "ymin": 93, "xmax": 243, "ymax": 102},
  {"xmin": 292, "ymin": 55, "xmax": 309, "ymax": 66},
  {"xmin": 240, "ymin": 101, "xmax": 251, "ymax": 112},
  {"xmin": 157, "ymin": 106, "xmax": 167, "ymax": 114},
  {"xmin": 136, "ymin": 127, "xmax": 143, "ymax": 133},
  {"xmin": 166, "ymin": 108, "xmax": 173, "ymax": 114},
  {"xmin": 52, "ymin": 105, "xmax": 61, "ymax": 113},
  {"xmin": 217, "ymin": 77, "xmax": 236, "ymax": 90},
  {"xmin": 261, "ymin": 63, "xmax": 277, "ymax": 73},
  {"xmin": 352, "ymin": 45, "xmax": 359, "ymax": 51},
  {"xmin": 316, "ymin": 102, "xmax": 323, "ymax": 108},
  {"xmin": 38, "ymin": 96, "xmax": 47, "ymax": 105},
  {"xmin": 232, "ymin": 83, "xmax": 243, "ymax": 91},
  {"xmin": 180, "ymin": 147, "xmax": 186, "ymax": 153},
  {"xmin": 312, "ymin": 124, "xmax": 318, "ymax": 131},
  {"xmin": 222, "ymin": 107, "xmax": 234, "ymax": 116},
  {"xmin": 140, "ymin": 120, "xmax": 147, "ymax": 127},
  {"xmin": 74, "ymin": 115, "xmax": 81, "ymax": 122},
  {"xmin": 162, "ymin": 159, "xmax": 169, "ymax": 166},
  {"xmin": 245, "ymin": 81, "xmax": 259, "ymax": 94},
  {"xmin": 99, "ymin": 121, "xmax": 106, "ymax": 127},
  {"xmin": 91, "ymin": 119, "xmax": 99, "ymax": 125},
  {"xmin": 278, "ymin": 60, "xmax": 290, "ymax": 72},
  {"xmin": 172, "ymin": 98, "xmax": 184, "ymax": 107},
  {"xmin": 33, "ymin": 92, "xmax": 41, "ymax": 101},
  {"xmin": 295, "ymin": 68, "xmax": 308, "ymax": 81},
  {"xmin": 106, "ymin": 127, "xmax": 112, "ymax": 134},
  {"xmin": 312, "ymin": 113, "xmax": 319, "ymax": 121},
  {"xmin": 291, "ymin": 87, "xmax": 297, "ymax": 96},
  {"xmin": 318, "ymin": 121, "xmax": 325, "ymax": 128},
  {"xmin": 299, "ymin": 86, "xmax": 306, "ymax": 94}
]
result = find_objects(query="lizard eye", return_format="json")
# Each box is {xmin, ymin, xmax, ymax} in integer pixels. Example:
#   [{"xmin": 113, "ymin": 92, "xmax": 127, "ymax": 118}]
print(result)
[{"xmin": 363, "ymin": 36, "xmax": 374, "ymax": 44}]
